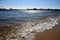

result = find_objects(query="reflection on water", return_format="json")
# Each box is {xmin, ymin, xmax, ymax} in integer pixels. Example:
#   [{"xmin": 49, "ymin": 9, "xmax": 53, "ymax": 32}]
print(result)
[
  {"xmin": 0, "ymin": 10, "xmax": 60, "ymax": 40},
  {"xmin": 23, "ymin": 10, "xmax": 40, "ymax": 13},
  {"xmin": 0, "ymin": 10, "xmax": 60, "ymax": 26}
]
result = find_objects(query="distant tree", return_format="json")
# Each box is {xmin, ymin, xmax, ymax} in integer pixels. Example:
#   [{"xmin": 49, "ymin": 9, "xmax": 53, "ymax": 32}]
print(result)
[
  {"xmin": 10, "ymin": 8, "xmax": 12, "ymax": 10},
  {"xmin": 33, "ymin": 8, "xmax": 37, "ymax": 10}
]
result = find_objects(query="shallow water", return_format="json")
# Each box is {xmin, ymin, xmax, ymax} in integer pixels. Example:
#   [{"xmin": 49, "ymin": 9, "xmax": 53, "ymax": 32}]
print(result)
[
  {"xmin": 0, "ymin": 10, "xmax": 60, "ymax": 40},
  {"xmin": 0, "ymin": 10, "xmax": 60, "ymax": 26}
]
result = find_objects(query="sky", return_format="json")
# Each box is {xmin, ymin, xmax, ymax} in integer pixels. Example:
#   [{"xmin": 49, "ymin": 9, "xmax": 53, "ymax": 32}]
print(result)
[{"xmin": 0, "ymin": 0, "xmax": 60, "ymax": 9}]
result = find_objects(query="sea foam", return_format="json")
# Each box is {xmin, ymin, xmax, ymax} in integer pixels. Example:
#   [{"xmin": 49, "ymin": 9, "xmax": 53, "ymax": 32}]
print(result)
[{"xmin": 6, "ymin": 17, "xmax": 59, "ymax": 40}]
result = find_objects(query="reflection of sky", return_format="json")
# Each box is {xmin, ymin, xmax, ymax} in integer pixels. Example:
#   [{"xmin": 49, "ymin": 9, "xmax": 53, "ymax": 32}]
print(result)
[{"xmin": 0, "ymin": 0, "xmax": 60, "ymax": 9}]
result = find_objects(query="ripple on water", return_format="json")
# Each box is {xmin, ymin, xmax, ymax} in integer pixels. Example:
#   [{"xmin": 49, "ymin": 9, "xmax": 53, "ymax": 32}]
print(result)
[{"xmin": 5, "ymin": 17, "xmax": 59, "ymax": 40}]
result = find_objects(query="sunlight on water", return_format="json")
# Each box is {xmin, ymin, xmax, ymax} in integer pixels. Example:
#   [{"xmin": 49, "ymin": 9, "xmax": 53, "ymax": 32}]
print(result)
[
  {"xmin": 23, "ymin": 10, "xmax": 39, "ymax": 13},
  {"xmin": 0, "ymin": 10, "xmax": 60, "ymax": 40}
]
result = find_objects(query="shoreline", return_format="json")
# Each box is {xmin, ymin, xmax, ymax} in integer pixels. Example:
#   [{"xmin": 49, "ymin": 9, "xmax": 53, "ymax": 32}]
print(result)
[
  {"xmin": 35, "ymin": 24, "xmax": 60, "ymax": 40},
  {"xmin": 0, "ymin": 18, "xmax": 60, "ymax": 40},
  {"xmin": 0, "ymin": 24, "xmax": 60, "ymax": 40},
  {"xmin": 0, "ymin": 19, "xmax": 59, "ymax": 40},
  {"xmin": 0, "ymin": 8, "xmax": 60, "ymax": 11}
]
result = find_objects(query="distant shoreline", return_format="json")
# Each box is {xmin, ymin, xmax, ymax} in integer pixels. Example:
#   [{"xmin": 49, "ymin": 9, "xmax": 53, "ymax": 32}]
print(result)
[{"xmin": 0, "ymin": 8, "xmax": 60, "ymax": 11}]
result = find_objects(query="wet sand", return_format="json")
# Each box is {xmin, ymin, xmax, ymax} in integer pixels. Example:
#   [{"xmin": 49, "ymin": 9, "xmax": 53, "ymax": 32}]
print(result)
[
  {"xmin": 0, "ymin": 26, "xmax": 17, "ymax": 40},
  {"xmin": 35, "ymin": 24, "xmax": 60, "ymax": 40},
  {"xmin": 0, "ymin": 24, "xmax": 60, "ymax": 40}
]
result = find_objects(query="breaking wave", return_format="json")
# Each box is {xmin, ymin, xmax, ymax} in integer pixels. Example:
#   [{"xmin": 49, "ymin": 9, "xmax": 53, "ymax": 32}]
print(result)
[
  {"xmin": 0, "ymin": 10, "xmax": 60, "ymax": 40},
  {"xmin": 6, "ymin": 15, "xmax": 60, "ymax": 40}
]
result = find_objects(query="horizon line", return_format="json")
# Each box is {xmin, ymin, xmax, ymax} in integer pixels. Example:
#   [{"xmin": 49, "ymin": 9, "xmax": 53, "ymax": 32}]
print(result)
[{"xmin": 0, "ymin": 6, "xmax": 60, "ymax": 9}]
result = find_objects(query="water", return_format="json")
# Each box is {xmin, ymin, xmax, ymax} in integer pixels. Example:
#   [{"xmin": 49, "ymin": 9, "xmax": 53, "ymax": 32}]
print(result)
[
  {"xmin": 0, "ymin": 10, "xmax": 60, "ymax": 40},
  {"xmin": 0, "ymin": 10, "xmax": 60, "ymax": 26}
]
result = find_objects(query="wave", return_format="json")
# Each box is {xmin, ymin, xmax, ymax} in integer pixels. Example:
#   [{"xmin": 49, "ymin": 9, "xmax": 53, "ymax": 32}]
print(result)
[
  {"xmin": 6, "ymin": 15, "xmax": 60, "ymax": 40},
  {"xmin": 0, "ymin": 10, "xmax": 60, "ymax": 40}
]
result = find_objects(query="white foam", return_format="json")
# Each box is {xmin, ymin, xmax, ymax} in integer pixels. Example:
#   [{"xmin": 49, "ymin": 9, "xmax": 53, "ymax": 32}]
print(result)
[
  {"xmin": 6, "ymin": 18, "xmax": 59, "ymax": 40},
  {"xmin": 18, "ymin": 18, "xmax": 58, "ymax": 40}
]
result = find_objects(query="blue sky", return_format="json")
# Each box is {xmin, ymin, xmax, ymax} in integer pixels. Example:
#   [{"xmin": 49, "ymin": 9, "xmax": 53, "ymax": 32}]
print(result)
[{"xmin": 0, "ymin": 0, "xmax": 60, "ymax": 9}]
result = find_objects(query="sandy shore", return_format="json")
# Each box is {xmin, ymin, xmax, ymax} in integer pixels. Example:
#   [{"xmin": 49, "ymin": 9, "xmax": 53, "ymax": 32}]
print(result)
[
  {"xmin": 35, "ymin": 24, "xmax": 60, "ymax": 40},
  {"xmin": 0, "ymin": 26, "xmax": 17, "ymax": 40},
  {"xmin": 0, "ymin": 24, "xmax": 60, "ymax": 40}
]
